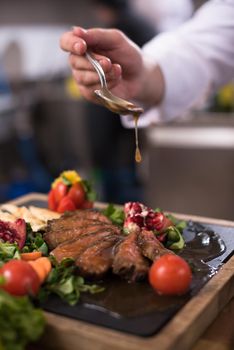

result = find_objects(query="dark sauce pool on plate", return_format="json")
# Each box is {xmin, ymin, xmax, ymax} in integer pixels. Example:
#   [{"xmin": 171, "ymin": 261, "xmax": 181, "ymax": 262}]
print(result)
[
  {"xmin": 80, "ymin": 221, "xmax": 226, "ymax": 318},
  {"xmin": 40, "ymin": 220, "xmax": 233, "ymax": 336}
]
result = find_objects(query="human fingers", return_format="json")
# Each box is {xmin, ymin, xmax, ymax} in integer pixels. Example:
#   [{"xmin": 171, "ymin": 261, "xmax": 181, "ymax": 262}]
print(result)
[
  {"xmin": 75, "ymin": 79, "xmax": 123, "ymax": 106},
  {"xmin": 73, "ymin": 27, "xmax": 125, "ymax": 54},
  {"xmin": 72, "ymin": 63, "xmax": 121, "ymax": 87},
  {"xmin": 72, "ymin": 69, "xmax": 101, "ymax": 87},
  {"xmin": 60, "ymin": 28, "xmax": 87, "ymax": 55},
  {"xmin": 69, "ymin": 54, "xmax": 112, "ymax": 73}
]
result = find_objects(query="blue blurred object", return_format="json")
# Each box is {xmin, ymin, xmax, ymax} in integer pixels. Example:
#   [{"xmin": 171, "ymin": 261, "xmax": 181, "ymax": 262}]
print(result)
[
  {"xmin": 7, "ymin": 178, "xmax": 34, "ymax": 200},
  {"xmin": 17, "ymin": 135, "xmax": 53, "ymax": 193}
]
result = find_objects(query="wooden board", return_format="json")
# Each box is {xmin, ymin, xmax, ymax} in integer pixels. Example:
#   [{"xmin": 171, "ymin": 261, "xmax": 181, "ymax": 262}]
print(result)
[{"xmin": 9, "ymin": 193, "xmax": 234, "ymax": 350}]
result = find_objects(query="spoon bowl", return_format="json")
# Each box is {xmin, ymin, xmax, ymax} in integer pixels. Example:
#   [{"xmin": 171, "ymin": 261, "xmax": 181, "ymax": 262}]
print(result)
[
  {"xmin": 94, "ymin": 87, "xmax": 144, "ymax": 115},
  {"xmin": 86, "ymin": 52, "xmax": 144, "ymax": 116}
]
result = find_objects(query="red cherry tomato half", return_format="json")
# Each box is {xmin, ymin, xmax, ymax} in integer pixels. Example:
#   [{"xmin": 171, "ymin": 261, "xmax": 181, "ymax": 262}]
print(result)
[
  {"xmin": 67, "ymin": 182, "xmax": 86, "ymax": 208},
  {"xmin": 48, "ymin": 189, "xmax": 57, "ymax": 211},
  {"xmin": 149, "ymin": 254, "xmax": 192, "ymax": 296},
  {"xmin": 0, "ymin": 260, "xmax": 40, "ymax": 296},
  {"xmin": 53, "ymin": 181, "xmax": 68, "ymax": 203},
  {"xmin": 57, "ymin": 195, "xmax": 76, "ymax": 213}
]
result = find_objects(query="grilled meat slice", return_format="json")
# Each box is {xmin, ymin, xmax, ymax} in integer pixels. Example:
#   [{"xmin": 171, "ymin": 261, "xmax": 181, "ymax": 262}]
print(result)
[
  {"xmin": 137, "ymin": 229, "xmax": 173, "ymax": 261},
  {"xmin": 47, "ymin": 209, "xmax": 111, "ymax": 231},
  {"xmin": 44, "ymin": 221, "xmax": 120, "ymax": 249},
  {"xmin": 46, "ymin": 218, "xmax": 102, "ymax": 234},
  {"xmin": 63, "ymin": 209, "xmax": 112, "ymax": 223},
  {"xmin": 112, "ymin": 231, "xmax": 149, "ymax": 282},
  {"xmin": 76, "ymin": 235, "xmax": 121, "ymax": 278},
  {"xmin": 51, "ymin": 228, "xmax": 119, "ymax": 263}
]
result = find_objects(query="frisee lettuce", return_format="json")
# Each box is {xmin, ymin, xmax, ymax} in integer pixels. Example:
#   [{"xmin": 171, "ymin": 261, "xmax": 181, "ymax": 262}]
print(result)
[{"xmin": 0, "ymin": 289, "xmax": 45, "ymax": 350}]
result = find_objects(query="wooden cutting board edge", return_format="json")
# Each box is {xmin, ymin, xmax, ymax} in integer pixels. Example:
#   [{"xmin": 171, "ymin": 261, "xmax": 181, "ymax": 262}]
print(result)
[
  {"xmin": 8, "ymin": 193, "xmax": 234, "ymax": 350},
  {"xmin": 36, "ymin": 256, "xmax": 233, "ymax": 350}
]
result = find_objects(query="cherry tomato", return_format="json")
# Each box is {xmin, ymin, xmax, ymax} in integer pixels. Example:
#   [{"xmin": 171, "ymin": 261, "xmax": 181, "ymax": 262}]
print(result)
[
  {"xmin": 149, "ymin": 254, "xmax": 192, "ymax": 295},
  {"xmin": 57, "ymin": 195, "xmax": 76, "ymax": 213},
  {"xmin": 53, "ymin": 181, "xmax": 68, "ymax": 203},
  {"xmin": 48, "ymin": 189, "xmax": 57, "ymax": 211},
  {"xmin": 0, "ymin": 260, "xmax": 40, "ymax": 296},
  {"xmin": 67, "ymin": 182, "xmax": 85, "ymax": 208}
]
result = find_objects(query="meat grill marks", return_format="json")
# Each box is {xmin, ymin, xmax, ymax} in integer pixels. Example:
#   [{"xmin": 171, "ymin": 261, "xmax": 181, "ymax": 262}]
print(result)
[
  {"xmin": 137, "ymin": 229, "xmax": 173, "ymax": 261},
  {"xmin": 51, "ymin": 228, "xmax": 121, "ymax": 263},
  {"xmin": 44, "ymin": 221, "xmax": 120, "ymax": 249},
  {"xmin": 44, "ymin": 209, "xmax": 173, "ymax": 282},
  {"xmin": 45, "ymin": 209, "xmax": 122, "ymax": 279},
  {"xmin": 75, "ymin": 235, "xmax": 121, "ymax": 278},
  {"xmin": 44, "ymin": 209, "xmax": 118, "ymax": 249},
  {"xmin": 112, "ymin": 231, "xmax": 150, "ymax": 282},
  {"xmin": 48, "ymin": 209, "xmax": 111, "ymax": 231},
  {"xmin": 63, "ymin": 209, "xmax": 112, "ymax": 223}
]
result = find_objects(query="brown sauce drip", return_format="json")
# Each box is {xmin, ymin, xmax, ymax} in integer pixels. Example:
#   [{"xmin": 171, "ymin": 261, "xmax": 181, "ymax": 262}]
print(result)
[
  {"xmin": 95, "ymin": 88, "xmax": 143, "ymax": 163},
  {"xmin": 134, "ymin": 114, "xmax": 142, "ymax": 163}
]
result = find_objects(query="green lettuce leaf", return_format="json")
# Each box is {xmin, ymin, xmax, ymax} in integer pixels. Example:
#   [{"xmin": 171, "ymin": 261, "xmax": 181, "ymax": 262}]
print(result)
[
  {"xmin": 0, "ymin": 289, "xmax": 45, "ymax": 350},
  {"xmin": 102, "ymin": 204, "xmax": 124, "ymax": 226}
]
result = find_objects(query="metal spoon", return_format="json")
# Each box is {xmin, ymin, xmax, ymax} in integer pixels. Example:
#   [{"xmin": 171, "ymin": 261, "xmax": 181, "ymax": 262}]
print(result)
[{"xmin": 86, "ymin": 52, "xmax": 144, "ymax": 115}]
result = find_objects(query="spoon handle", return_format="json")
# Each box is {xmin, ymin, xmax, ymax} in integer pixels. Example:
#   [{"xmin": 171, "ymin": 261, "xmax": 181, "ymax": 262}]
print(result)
[{"xmin": 85, "ymin": 52, "xmax": 107, "ymax": 89}]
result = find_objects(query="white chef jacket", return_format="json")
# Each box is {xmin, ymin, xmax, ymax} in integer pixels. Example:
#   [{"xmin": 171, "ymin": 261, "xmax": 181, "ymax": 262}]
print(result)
[{"xmin": 122, "ymin": 0, "xmax": 234, "ymax": 128}]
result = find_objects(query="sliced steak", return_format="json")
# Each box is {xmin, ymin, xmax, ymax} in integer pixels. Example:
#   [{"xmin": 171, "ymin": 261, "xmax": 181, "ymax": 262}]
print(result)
[
  {"xmin": 137, "ymin": 229, "xmax": 173, "ymax": 261},
  {"xmin": 47, "ymin": 209, "xmax": 111, "ymax": 231},
  {"xmin": 75, "ymin": 235, "xmax": 121, "ymax": 278},
  {"xmin": 51, "ymin": 228, "xmax": 119, "ymax": 263},
  {"xmin": 112, "ymin": 231, "xmax": 149, "ymax": 282},
  {"xmin": 44, "ymin": 221, "xmax": 120, "ymax": 249},
  {"xmin": 63, "ymin": 209, "xmax": 112, "ymax": 223}
]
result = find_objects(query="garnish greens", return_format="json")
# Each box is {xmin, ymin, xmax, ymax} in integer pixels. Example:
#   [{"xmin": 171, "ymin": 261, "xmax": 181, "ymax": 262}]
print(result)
[
  {"xmin": 0, "ymin": 289, "xmax": 45, "ymax": 350},
  {"xmin": 165, "ymin": 214, "xmax": 187, "ymax": 250},
  {"xmin": 38, "ymin": 258, "xmax": 104, "ymax": 306},
  {"xmin": 164, "ymin": 226, "xmax": 185, "ymax": 250},
  {"xmin": 0, "ymin": 225, "xmax": 104, "ymax": 306},
  {"xmin": 82, "ymin": 179, "xmax": 97, "ymax": 202},
  {"xmin": 102, "ymin": 204, "xmax": 187, "ymax": 250},
  {"xmin": 102, "ymin": 204, "xmax": 124, "ymax": 226},
  {"xmin": 0, "ymin": 242, "xmax": 20, "ymax": 265},
  {"xmin": 21, "ymin": 224, "xmax": 48, "ymax": 255}
]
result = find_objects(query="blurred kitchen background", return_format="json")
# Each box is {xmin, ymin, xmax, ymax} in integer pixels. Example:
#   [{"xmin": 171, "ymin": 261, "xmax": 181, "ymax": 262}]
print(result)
[{"xmin": 0, "ymin": 0, "xmax": 234, "ymax": 220}]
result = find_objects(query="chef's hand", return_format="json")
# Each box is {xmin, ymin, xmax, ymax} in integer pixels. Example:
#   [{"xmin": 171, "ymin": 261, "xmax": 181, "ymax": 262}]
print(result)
[{"xmin": 60, "ymin": 26, "xmax": 164, "ymax": 107}]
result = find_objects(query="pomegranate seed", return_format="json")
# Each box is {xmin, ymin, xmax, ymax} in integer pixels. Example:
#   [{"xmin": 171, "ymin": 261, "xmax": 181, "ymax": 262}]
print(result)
[
  {"xmin": 131, "ymin": 202, "xmax": 143, "ymax": 213},
  {"xmin": 124, "ymin": 202, "xmax": 133, "ymax": 214},
  {"xmin": 132, "ymin": 214, "xmax": 144, "ymax": 227},
  {"xmin": 0, "ymin": 219, "xmax": 26, "ymax": 248},
  {"xmin": 145, "ymin": 212, "xmax": 165, "ymax": 231}
]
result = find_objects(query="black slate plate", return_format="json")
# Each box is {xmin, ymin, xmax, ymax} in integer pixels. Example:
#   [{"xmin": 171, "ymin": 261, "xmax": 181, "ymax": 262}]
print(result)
[{"xmin": 24, "ymin": 199, "xmax": 234, "ymax": 337}]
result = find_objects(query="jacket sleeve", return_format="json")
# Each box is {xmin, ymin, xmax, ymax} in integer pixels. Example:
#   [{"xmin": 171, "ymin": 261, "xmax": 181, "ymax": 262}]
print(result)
[{"xmin": 121, "ymin": 0, "xmax": 234, "ymax": 128}]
